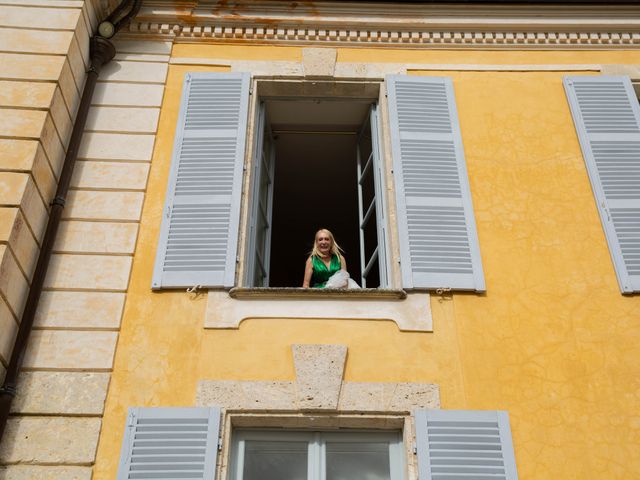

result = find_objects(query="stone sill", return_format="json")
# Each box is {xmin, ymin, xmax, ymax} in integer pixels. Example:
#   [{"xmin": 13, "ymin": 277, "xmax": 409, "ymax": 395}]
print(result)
[
  {"xmin": 229, "ymin": 287, "xmax": 407, "ymax": 300},
  {"xmin": 205, "ymin": 289, "xmax": 432, "ymax": 332}
]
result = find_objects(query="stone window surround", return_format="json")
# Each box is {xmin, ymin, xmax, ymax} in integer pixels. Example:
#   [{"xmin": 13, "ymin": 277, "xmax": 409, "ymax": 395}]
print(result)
[{"xmin": 196, "ymin": 344, "xmax": 439, "ymax": 480}]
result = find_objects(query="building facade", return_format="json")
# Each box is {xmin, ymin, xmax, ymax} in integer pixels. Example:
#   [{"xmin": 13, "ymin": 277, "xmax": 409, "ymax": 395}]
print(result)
[{"xmin": 0, "ymin": 0, "xmax": 640, "ymax": 478}]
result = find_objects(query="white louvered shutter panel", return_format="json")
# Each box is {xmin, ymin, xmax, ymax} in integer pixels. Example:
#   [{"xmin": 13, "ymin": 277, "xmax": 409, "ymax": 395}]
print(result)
[
  {"xmin": 386, "ymin": 75, "xmax": 485, "ymax": 291},
  {"xmin": 415, "ymin": 410, "xmax": 518, "ymax": 480},
  {"xmin": 117, "ymin": 407, "xmax": 221, "ymax": 480},
  {"xmin": 152, "ymin": 72, "xmax": 251, "ymax": 289},
  {"xmin": 564, "ymin": 76, "xmax": 640, "ymax": 293}
]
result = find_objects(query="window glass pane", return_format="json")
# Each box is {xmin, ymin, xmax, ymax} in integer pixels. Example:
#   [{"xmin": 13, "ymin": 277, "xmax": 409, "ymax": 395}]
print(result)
[
  {"xmin": 326, "ymin": 442, "xmax": 391, "ymax": 480},
  {"xmin": 243, "ymin": 440, "xmax": 307, "ymax": 480}
]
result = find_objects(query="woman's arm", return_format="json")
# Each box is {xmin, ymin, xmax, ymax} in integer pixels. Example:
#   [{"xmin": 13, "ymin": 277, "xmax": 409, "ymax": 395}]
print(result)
[
  {"xmin": 302, "ymin": 257, "xmax": 313, "ymax": 287},
  {"xmin": 339, "ymin": 255, "xmax": 347, "ymax": 271}
]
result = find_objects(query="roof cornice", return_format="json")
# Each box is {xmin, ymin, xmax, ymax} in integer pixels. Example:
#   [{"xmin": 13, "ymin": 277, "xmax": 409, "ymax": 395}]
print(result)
[{"xmin": 122, "ymin": 0, "xmax": 640, "ymax": 48}]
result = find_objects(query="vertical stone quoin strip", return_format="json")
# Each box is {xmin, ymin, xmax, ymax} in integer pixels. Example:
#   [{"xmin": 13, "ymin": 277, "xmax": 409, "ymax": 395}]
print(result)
[{"xmin": 0, "ymin": 2, "xmax": 170, "ymax": 475}]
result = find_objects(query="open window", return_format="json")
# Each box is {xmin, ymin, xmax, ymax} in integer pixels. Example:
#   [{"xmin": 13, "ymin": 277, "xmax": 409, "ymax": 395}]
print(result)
[
  {"xmin": 152, "ymin": 73, "xmax": 485, "ymax": 293},
  {"xmin": 245, "ymin": 90, "xmax": 389, "ymax": 288}
]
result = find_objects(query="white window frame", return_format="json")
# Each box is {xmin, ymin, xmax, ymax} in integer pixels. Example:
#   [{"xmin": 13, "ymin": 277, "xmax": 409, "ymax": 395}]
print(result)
[
  {"xmin": 229, "ymin": 429, "xmax": 405, "ymax": 480},
  {"xmin": 240, "ymin": 79, "xmax": 392, "ymax": 289}
]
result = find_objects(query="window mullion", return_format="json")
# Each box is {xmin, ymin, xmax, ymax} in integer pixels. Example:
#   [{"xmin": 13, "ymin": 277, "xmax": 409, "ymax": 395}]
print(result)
[{"xmin": 308, "ymin": 432, "xmax": 323, "ymax": 480}]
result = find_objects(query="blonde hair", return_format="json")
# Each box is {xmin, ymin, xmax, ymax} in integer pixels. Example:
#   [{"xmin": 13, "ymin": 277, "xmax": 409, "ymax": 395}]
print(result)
[{"xmin": 310, "ymin": 228, "xmax": 343, "ymax": 258}]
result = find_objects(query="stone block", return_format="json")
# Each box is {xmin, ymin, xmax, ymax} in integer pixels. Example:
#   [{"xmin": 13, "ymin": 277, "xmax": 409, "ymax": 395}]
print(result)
[
  {"xmin": 74, "ymin": 12, "xmax": 90, "ymax": 65},
  {"xmin": 63, "ymin": 190, "xmax": 144, "ymax": 221},
  {"xmin": 113, "ymin": 39, "xmax": 172, "ymax": 54},
  {"xmin": 0, "ymin": 208, "xmax": 39, "ymax": 280},
  {"xmin": 0, "ymin": 417, "xmax": 101, "ymax": 464},
  {"xmin": 78, "ymin": 132, "xmax": 156, "ymax": 161},
  {"xmin": 302, "ymin": 48, "xmax": 337, "ymax": 78},
  {"xmin": 67, "ymin": 35, "xmax": 86, "ymax": 92},
  {"xmin": 22, "ymin": 330, "xmax": 118, "ymax": 370},
  {"xmin": 44, "ymin": 253, "xmax": 132, "ymax": 290},
  {"xmin": 0, "ymin": 53, "xmax": 65, "ymax": 81},
  {"xmin": 40, "ymin": 114, "xmax": 65, "ymax": 177},
  {"xmin": 0, "ymin": 110, "xmax": 64, "ymax": 180},
  {"xmin": 0, "ymin": 27, "xmax": 74, "ymax": 55},
  {"xmin": 0, "ymin": 465, "xmax": 92, "ymax": 480},
  {"xmin": 55, "ymin": 221, "xmax": 138, "ymax": 254},
  {"xmin": 100, "ymin": 60, "xmax": 168, "ymax": 83},
  {"xmin": 50, "ymin": 87, "xmax": 73, "ymax": 149},
  {"xmin": 71, "ymin": 161, "xmax": 150, "ymax": 190},
  {"xmin": 0, "ymin": 296, "xmax": 17, "ymax": 365},
  {"xmin": 196, "ymin": 380, "xmax": 296, "ymax": 410},
  {"xmin": 0, "ymin": 5, "xmax": 81, "ymax": 30},
  {"xmin": 0, "ymin": 140, "xmax": 56, "ymax": 208},
  {"xmin": 82, "ymin": 0, "xmax": 98, "ymax": 32},
  {"xmin": 0, "ymin": 80, "xmax": 56, "ymax": 108},
  {"xmin": 92, "ymin": 82, "xmax": 165, "ymax": 107},
  {"xmin": 0, "ymin": 245, "xmax": 28, "ymax": 317},
  {"xmin": 35, "ymin": 291, "xmax": 125, "ymax": 329},
  {"xmin": 292, "ymin": 344, "xmax": 346, "ymax": 410},
  {"xmin": 12, "ymin": 371, "xmax": 110, "ymax": 414},
  {"xmin": 0, "ymin": 173, "xmax": 48, "ymax": 243},
  {"xmin": 59, "ymin": 59, "xmax": 80, "ymax": 117},
  {"xmin": 0, "ymin": 108, "xmax": 47, "ymax": 138},
  {"xmin": 337, "ymin": 382, "xmax": 387, "ymax": 411},
  {"xmin": 86, "ymin": 106, "xmax": 160, "ymax": 133}
]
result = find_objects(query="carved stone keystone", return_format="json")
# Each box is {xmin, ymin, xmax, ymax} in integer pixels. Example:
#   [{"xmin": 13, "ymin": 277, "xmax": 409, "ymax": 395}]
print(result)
[{"xmin": 292, "ymin": 344, "xmax": 346, "ymax": 410}]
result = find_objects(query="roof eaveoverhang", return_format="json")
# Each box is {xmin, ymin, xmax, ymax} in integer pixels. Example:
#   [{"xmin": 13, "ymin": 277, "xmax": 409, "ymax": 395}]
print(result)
[{"xmin": 122, "ymin": 0, "xmax": 640, "ymax": 48}]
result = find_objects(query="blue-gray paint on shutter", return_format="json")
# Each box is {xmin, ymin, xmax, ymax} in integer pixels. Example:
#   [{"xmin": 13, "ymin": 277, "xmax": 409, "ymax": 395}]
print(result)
[
  {"xmin": 564, "ymin": 75, "xmax": 640, "ymax": 293},
  {"xmin": 117, "ymin": 406, "xmax": 221, "ymax": 480},
  {"xmin": 386, "ymin": 75, "xmax": 485, "ymax": 291},
  {"xmin": 152, "ymin": 72, "xmax": 251, "ymax": 289},
  {"xmin": 415, "ymin": 409, "xmax": 518, "ymax": 480}
]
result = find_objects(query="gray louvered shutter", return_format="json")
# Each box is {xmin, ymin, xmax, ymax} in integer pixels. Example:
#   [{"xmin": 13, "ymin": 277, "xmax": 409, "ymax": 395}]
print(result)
[
  {"xmin": 117, "ymin": 406, "xmax": 221, "ymax": 480},
  {"xmin": 152, "ymin": 72, "xmax": 251, "ymax": 289},
  {"xmin": 415, "ymin": 410, "xmax": 518, "ymax": 480},
  {"xmin": 386, "ymin": 75, "xmax": 485, "ymax": 291},
  {"xmin": 564, "ymin": 76, "xmax": 640, "ymax": 293}
]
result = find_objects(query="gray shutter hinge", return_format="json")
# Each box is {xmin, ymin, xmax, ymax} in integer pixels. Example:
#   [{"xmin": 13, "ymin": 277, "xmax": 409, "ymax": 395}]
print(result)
[
  {"xmin": 218, "ymin": 440, "xmax": 223, "ymax": 451},
  {"xmin": 236, "ymin": 256, "xmax": 240, "ymax": 263},
  {"xmin": 249, "ymin": 87, "xmax": 254, "ymax": 95},
  {"xmin": 413, "ymin": 443, "xmax": 417, "ymax": 454}
]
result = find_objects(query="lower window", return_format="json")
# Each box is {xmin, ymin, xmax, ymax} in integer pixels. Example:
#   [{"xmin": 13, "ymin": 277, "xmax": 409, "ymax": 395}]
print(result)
[{"xmin": 229, "ymin": 430, "xmax": 404, "ymax": 480}]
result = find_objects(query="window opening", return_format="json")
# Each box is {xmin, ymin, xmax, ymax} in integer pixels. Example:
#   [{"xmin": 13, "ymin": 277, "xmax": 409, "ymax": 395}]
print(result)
[
  {"xmin": 229, "ymin": 430, "xmax": 404, "ymax": 480},
  {"xmin": 246, "ymin": 96, "xmax": 388, "ymax": 288}
]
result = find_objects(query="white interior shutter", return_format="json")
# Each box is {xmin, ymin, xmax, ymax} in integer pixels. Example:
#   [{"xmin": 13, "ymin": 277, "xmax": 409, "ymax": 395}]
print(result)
[
  {"xmin": 152, "ymin": 72, "xmax": 251, "ymax": 289},
  {"xmin": 386, "ymin": 75, "xmax": 485, "ymax": 291},
  {"xmin": 117, "ymin": 406, "xmax": 221, "ymax": 480},
  {"xmin": 415, "ymin": 409, "xmax": 518, "ymax": 480},
  {"xmin": 564, "ymin": 75, "xmax": 640, "ymax": 293}
]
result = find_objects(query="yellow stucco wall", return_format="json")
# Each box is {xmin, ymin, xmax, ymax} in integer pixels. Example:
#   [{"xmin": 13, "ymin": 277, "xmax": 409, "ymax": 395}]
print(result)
[{"xmin": 93, "ymin": 45, "xmax": 640, "ymax": 479}]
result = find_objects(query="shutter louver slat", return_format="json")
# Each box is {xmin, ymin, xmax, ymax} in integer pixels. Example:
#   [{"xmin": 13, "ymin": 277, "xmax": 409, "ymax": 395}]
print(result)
[
  {"xmin": 153, "ymin": 72, "xmax": 251, "ymax": 289},
  {"xmin": 117, "ymin": 407, "xmax": 221, "ymax": 480},
  {"xmin": 564, "ymin": 76, "xmax": 640, "ymax": 292},
  {"xmin": 387, "ymin": 75, "xmax": 485, "ymax": 291},
  {"xmin": 415, "ymin": 410, "xmax": 518, "ymax": 480}
]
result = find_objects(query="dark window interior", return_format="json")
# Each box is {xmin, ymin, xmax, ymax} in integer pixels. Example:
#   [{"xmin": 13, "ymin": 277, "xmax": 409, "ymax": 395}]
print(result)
[{"xmin": 263, "ymin": 98, "xmax": 373, "ymax": 287}]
